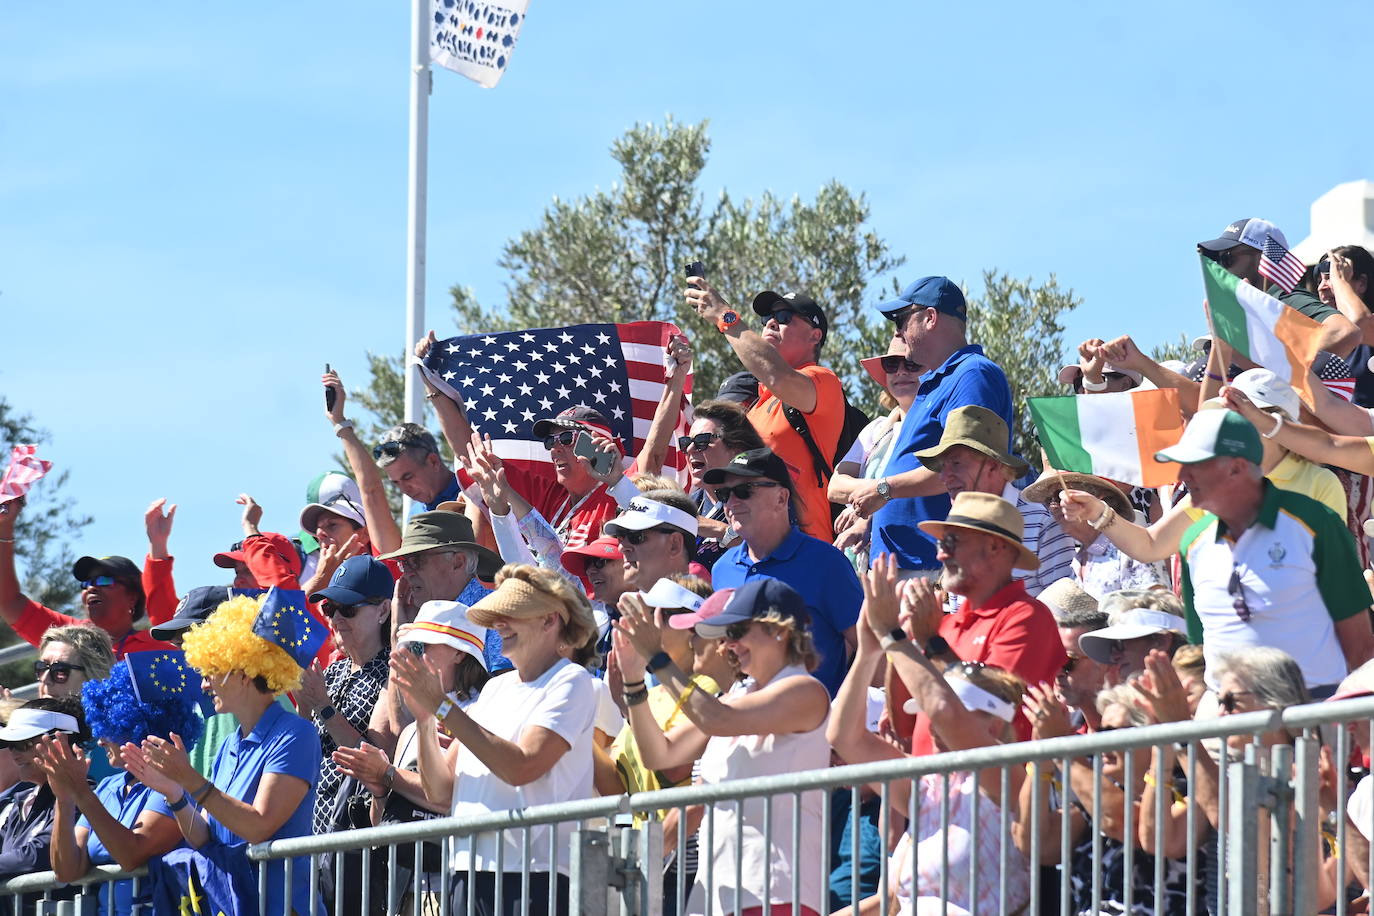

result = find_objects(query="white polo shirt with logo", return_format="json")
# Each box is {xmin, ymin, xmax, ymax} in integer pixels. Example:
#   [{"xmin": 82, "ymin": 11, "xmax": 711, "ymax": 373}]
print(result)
[{"xmin": 1179, "ymin": 481, "xmax": 1367, "ymax": 690}]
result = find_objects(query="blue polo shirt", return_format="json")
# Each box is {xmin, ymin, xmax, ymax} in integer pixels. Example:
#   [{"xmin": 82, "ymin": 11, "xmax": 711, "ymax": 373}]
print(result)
[
  {"xmin": 711, "ymin": 527, "xmax": 862, "ymax": 695},
  {"xmin": 80, "ymin": 773, "xmax": 177, "ymax": 915},
  {"xmin": 871, "ymin": 345, "xmax": 1012, "ymax": 570},
  {"xmin": 420, "ymin": 474, "xmax": 463, "ymax": 513},
  {"xmin": 209, "ymin": 700, "xmax": 320, "ymax": 916}
]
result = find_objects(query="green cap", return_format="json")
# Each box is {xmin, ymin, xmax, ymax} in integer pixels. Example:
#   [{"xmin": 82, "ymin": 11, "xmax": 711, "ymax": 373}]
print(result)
[{"xmin": 1154, "ymin": 409, "xmax": 1262, "ymax": 466}]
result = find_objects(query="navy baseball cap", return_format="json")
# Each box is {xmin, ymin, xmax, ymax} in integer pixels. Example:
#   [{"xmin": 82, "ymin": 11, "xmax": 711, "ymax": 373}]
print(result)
[
  {"xmin": 309, "ymin": 555, "xmax": 395, "ymax": 606},
  {"xmin": 150, "ymin": 586, "xmax": 230, "ymax": 640},
  {"xmin": 694, "ymin": 577, "xmax": 810, "ymax": 637},
  {"xmin": 875, "ymin": 276, "xmax": 967, "ymax": 322}
]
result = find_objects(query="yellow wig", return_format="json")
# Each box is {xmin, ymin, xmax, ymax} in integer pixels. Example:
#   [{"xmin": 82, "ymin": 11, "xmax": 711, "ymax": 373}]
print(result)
[{"xmin": 182, "ymin": 595, "xmax": 303, "ymax": 694}]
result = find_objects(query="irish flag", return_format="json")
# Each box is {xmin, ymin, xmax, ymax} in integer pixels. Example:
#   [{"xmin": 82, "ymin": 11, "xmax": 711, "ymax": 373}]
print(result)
[
  {"xmin": 1028, "ymin": 388, "xmax": 1186, "ymax": 487},
  {"xmin": 1201, "ymin": 254, "xmax": 1324, "ymax": 406}
]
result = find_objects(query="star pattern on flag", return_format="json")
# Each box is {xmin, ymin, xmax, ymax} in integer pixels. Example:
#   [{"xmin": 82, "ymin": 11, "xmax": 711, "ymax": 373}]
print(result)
[{"xmin": 251, "ymin": 588, "xmax": 325, "ymax": 667}]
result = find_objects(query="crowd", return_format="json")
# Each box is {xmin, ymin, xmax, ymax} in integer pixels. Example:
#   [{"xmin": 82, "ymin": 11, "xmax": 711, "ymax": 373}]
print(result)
[{"xmin": 0, "ymin": 214, "xmax": 1372, "ymax": 915}]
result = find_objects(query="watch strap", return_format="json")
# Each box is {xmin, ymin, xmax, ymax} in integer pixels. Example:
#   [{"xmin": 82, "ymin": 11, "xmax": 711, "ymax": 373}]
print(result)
[{"xmin": 879, "ymin": 628, "xmax": 908, "ymax": 650}]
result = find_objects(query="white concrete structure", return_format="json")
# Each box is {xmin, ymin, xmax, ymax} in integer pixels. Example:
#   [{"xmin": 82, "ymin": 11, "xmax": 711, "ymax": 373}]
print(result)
[{"xmin": 1293, "ymin": 180, "xmax": 1374, "ymax": 265}]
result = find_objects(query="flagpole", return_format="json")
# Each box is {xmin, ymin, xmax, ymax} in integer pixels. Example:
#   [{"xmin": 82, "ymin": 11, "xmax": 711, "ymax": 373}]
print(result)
[{"xmin": 403, "ymin": 0, "xmax": 431, "ymax": 519}]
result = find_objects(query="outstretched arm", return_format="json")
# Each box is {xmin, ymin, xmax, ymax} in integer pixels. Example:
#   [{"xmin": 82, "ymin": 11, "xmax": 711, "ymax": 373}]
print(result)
[
  {"xmin": 415, "ymin": 332, "xmax": 477, "ymax": 460},
  {"xmin": 636, "ymin": 335, "xmax": 692, "ymax": 477},
  {"xmin": 324, "ymin": 369, "xmax": 403, "ymax": 554}
]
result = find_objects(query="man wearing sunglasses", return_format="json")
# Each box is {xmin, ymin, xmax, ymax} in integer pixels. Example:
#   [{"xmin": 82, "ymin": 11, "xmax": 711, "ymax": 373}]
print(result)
[
  {"xmin": 603, "ymin": 493, "xmax": 699, "ymax": 593},
  {"xmin": 704, "ymin": 448, "xmax": 861, "ymax": 696},
  {"xmin": 0, "ymin": 501, "xmax": 174, "ymax": 658},
  {"xmin": 867, "ymin": 276, "xmax": 1013, "ymax": 579},
  {"xmin": 683, "ymin": 277, "xmax": 845, "ymax": 544},
  {"xmin": 1157, "ymin": 409, "xmax": 1374, "ymax": 701},
  {"xmin": 1198, "ymin": 217, "xmax": 1359, "ymax": 360}
]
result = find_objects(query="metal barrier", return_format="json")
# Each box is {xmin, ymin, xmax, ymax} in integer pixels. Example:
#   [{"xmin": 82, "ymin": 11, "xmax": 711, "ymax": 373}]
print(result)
[
  {"xmin": 5, "ymin": 694, "xmax": 1373, "ymax": 916},
  {"xmin": 0, "ymin": 641, "xmax": 39, "ymax": 699}
]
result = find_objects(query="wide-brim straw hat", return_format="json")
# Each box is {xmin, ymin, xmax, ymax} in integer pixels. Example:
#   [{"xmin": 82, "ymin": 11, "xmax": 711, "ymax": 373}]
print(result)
[
  {"xmin": 914, "ymin": 406, "xmax": 1030, "ymax": 477},
  {"xmin": 466, "ymin": 575, "xmax": 598, "ymax": 643},
  {"xmin": 1022, "ymin": 470, "xmax": 1133, "ymax": 519},
  {"xmin": 1037, "ymin": 577, "xmax": 1099, "ymax": 621},
  {"xmin": 917, "ymin": 491, "xmax": 1040, "ymax": 571}
]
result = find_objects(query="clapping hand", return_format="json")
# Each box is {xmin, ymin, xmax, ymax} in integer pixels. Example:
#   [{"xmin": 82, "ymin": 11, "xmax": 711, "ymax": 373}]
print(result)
[
  {"xmin": 1133, "ymin": 649, "xmax": 1191, "ymax": 724},
  {"xmin": 1023, "ymin": 683, "xmax": 1073, "ymax": 739},
  {"xmin": 390, "ymin": 646, "xmax": 446, "ymax": 721},
  {"xmin": 332, "ymin": 742, "xmax": 391, "ymax": 797},
  {"xmin": 139, "ymin": 733, "xmax": 198, "ymax": 791},
  {"xmin": 35, "ymin": 734, "xmax": 89, "ymax": 802},
  {"xmin": 615, "ymin": 592, "xmax": 664, "ymax": 661}
]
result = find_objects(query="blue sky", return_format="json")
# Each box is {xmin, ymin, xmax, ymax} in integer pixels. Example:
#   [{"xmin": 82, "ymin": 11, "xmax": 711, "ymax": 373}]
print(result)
[{"xmin": 3, "ymin": 2, "xmax": 1366, "ymax": 600}]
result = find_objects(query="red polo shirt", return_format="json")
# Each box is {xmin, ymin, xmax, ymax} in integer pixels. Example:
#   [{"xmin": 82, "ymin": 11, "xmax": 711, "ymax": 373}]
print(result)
[
  {"xmin": 13, "ymin": 599, "xmax": 176, "ymax": 658},
  {"xmin": 900, "ymin": 579, "xmax": 1066, "ymax": 754}
]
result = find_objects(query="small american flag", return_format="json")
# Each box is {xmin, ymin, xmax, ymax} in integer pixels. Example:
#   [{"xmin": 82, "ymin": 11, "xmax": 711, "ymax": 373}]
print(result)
[
  {"xmin": 1313, "ymin": 351, "xmax": 1357, "ymax": 402},
  {"xmin": 0, "ymin": 445, "xmax": 51, "ymax": 506},
  {"xmin": 420, "ymin": 321, "xmax": 693, "ymax": 478},
  {"xmin": 1259, "ymin": 235, "xmax": 1306, "ymax": 294}
]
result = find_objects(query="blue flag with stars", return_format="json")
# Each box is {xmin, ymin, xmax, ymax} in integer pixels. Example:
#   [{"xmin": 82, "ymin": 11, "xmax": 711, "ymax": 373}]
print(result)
[
  {"xmin": 252, "ymin": 587, "xmax": 325, "ymax": 668},
  {"xmin": 126, "ymin": 650, "xmax": 215, "ymax": 716}
]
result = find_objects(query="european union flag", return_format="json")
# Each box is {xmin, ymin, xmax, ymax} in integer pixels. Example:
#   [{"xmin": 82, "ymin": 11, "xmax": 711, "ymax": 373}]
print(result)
[
  {"xmin": 126, "ymin": 650, "xmax": 215, "ymax": 716},
  {"xmin": 149, "ymin": 843, "xmax": 259, "ymax": 916},
  {"xmin": 251, "ymin": 587, "xmax": 326, "ymax": 668}
]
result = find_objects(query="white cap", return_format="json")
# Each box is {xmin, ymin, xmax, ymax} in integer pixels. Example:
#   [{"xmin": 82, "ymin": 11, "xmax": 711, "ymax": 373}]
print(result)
[
  {"xmin": 299, "ymin": 492, "xmax": 367, "ymax": 532},
  {"xmin": 640, "ymin": 579, "xmax": 706, "ymax": 612},
  {"xmin": 603, "ymin": 496, "xmax": 699, "ymax": 537},
  {"xmin": 1078, "ymin": 609, "xmax": 1189, "ymax": 664},
  {"xmin": 398, "ymin": 600, "xmax": 489, "ymax": 671},
  {"xmin": 905, "ymin": 675, "xmax": 1015, "ymax": 722},
  {"xmin": 1229, "ymin": 368, "xmax": 1300, "ymax": 421},
  {"xmin": 0, "ymin": 708, "xmax": 81, "ymax": 743},
  {"xmin": 1234, "ymin": 218, "xmax": 1290, "ymax": 252}
]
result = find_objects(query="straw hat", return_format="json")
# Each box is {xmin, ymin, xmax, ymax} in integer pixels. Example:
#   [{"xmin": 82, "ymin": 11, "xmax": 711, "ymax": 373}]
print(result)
[
  {"xmin": 1037, "ymin": 577, "xmax": 1099, "ymax": 622},
  {"xmin": 1022, "ymin": 470, "xmax": 1132, "ymax": 519},
  {"xmin": 917, "ymin": 492, "xmax": 1040, "ymax": 571}
]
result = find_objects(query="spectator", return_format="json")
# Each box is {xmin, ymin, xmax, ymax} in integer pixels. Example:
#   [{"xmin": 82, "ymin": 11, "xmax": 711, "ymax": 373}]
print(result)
[
  {"xmin": 714, "ymin": 371, "xmax": 760, "ymax": 408},
  {"xmin": 604, "ymin": 491, "xmax": 698, "ymax": 592},
  {"xmin": 829, "ymin": 339, "xmax": 920, "ymax": 571},
  {"xmin": 42, "ymin": 659, "xmax": 203, "ymax": 916},
  {"xmin": 35, "ymin": 624, "xmax": 114, "ymax": 700},
  {"xmin": 147, "ymin": 587, "xmax": 238, "ymax": 776},
  {"xmin": 705, "ymin": 448, "xmax": 861, "ymax": 696},
  {"xmin": 915, "ymin": 405, "xmax": 1074, "ymax": 594},
  {"xmin": 831, "ymin": 554, "xmax": 1031, "ymax": 916},
  {"xmin": 301, "ymin": 556, "xmax": 394, "ymax": 844},
  {"xmin": 1040, "ymin": 578, "xmax": 1110, "ymax": 731},
  {"xmin": 333, "ymin": 599, "xmax": 493, "ymax": 914},
  {"xmin": 678, "ymin": 399, "xmax": 767, "ymax": 570},
  {"xmin": 391, "ymin": 564, "xmax": 600, "ymax": 916},
  {"xmin": 683, "ymin": 278, "xmax": 845, "ymax": 543},
  {"xmin": 0, "ymin": 697, "xmax": 89, "ymax": 914},
  {"xmin": 1057, "ymin": 342, "xmax": 1143, "ymax": 394},
  {"xmin": 1319, "ymin": 246, "xmax": 1374, "ymax": 402},
  {"xmin": 615, "ymin": 577, "xmax": 831, "ymax": 916},
  {"xmin": 1077, "ymin": 589, "xmax": 1189, "ymax": 685},
  {"xmin": 1198, "ymin": 218, "xmax": 1360, "ymax": 358},
  {"xmin": 895, "ymin": 490, "xmax": 1065, "ymax": 749},
  {"xmin": 0, "ymin": 500, "xmax": 172, "ymax": 657},
  {"xmin": 1022, "ymin": 470, "xmax": 1168, "ymax": 598},
  {"xmin": 125, "ymin": 593, "xmax": 323, "ymax": 916},
  {"xmin": 868, "ymin": 277, "xmax": 1014, "ymax": 576},
  {"xmin": 1151, "ymin": 409, "xmax": 1373, "ymax": 696},
  {"xmin": 299, "ymin": 490, "xmax": 375, "ymax": 596}
]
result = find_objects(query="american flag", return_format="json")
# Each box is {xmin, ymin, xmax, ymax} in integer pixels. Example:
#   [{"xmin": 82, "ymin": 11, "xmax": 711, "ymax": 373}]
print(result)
[
  {"xmin": 0, "ymin": 444, "xmax": 51, "ymax": 506},
  {"xmin": 1313, "ymin": 350, "xmax": 1357, "ymax": 402},
  {"xmin": 1259, "ymin": 235, "xmax": 1306, "ymax": 294},
  {"xmin": 420, "ymin": 321, "xmax": 694, "ymax": 477}
]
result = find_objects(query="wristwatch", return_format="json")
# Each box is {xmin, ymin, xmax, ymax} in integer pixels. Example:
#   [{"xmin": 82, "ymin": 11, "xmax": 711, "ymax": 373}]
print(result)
[
  {"xmin": 316, "ymin": 704, "xmax": 336, "ymax": 722},
  {"xmin": 716, "ymin": 310, "xmax": 742, "ymax": 333},
  {"xmin": 879, "ymin": 628, "xmax": 908, "ymax": 650},
  {"xmin": 876, "ymin": 479, "xmax": 893, "ymax": 502},
  {"xmin": 924, "ymin": 635, "xmax": 951, "ymax": 659}
]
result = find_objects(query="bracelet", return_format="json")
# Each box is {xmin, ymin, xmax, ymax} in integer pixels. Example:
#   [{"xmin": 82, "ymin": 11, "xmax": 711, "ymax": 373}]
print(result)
[
  {"xmin": 168, "ymin": 791, "xmax": 192, "ymax": 813},
  {"xmin": 621, "ymin": 679, "xmax": 646, "ymax": 690},
  {"xmin": 434, "ymin": 691, "xmax": 461, "ymax": 722},
  {"xmin": 624, "ymin": 688, "xmax": 650, "ymax": 706},
  {"xmin": 190, "ymin": 780, "xmax": 214, "ymax": 804},
  {"xmin": 333, "ymin": 420, "xmax": 354, "ymax": 437},
  {"xmin": 1142, "ymin": 772, "xmax": 1169, "ymax": 789},
  {"xmin": 1262, "ymin": 413, "xmax": 1285, "ymax": 440},
  {"xmin": 1090, "ymin": 505, "xmax": 1116, "ymax": 533},
  {"xmin": 1205, "ymin": 372, "xmax": 1225, "ymax": 382},
  {"xmin": 646, "ymin": 651, "xmax": 672, "ymax": 673},
  {"xmin": 1081, "ymin": 376, "xmax": 1110, "ymax": 392}
]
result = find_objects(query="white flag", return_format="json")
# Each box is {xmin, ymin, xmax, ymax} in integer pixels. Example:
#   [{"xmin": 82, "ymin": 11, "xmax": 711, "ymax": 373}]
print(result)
[{"xmin": 430, "ymin": 0, "xmax": 530, "ymax": 89}]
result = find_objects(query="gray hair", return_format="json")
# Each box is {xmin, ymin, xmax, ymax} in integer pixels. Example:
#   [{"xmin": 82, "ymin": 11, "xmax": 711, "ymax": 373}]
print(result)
[
  {"xmin": 1095, "ymin": 682, "xmax": 1150, "ymax": 726},
  {"xmin": 1215, "ymin": 647, "xmax": 1310, "ymax": 710},
  {"xmin": 40, "ymin": 625, "xmax": 115, "ymax": 681},
  {"xmin": 1100, "ymin": 588, "xmax": 1184, "ymax": 622},
  {"xmin": 1057, "ymin": 607, "xmax": 1109, "ymax": 630},
  {"xmin": 375, "ymin": 422, "xmax": 440, "ymax": 468}
]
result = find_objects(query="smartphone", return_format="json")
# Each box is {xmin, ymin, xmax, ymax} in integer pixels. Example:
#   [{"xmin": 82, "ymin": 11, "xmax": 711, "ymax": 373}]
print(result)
[
  {"xmin": 573, "ymin": 430, "xmax": 616, "ymax": 477},
  {"xmin": 685, "ymin": 260, "xmax": 706, "ymax": 289},
  {"xmin": 324, "ymin": 363, "xmax": 336, "ymax": 412}
]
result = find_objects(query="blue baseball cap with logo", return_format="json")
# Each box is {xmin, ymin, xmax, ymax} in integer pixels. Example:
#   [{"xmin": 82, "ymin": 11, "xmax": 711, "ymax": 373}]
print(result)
[
  {"xmin": 309, "ymin": 555, "xmax": 396, "ymax": 606},
  {"xmin": 875, "ymin": 276, "xmax": 967, "ymax": 322}
]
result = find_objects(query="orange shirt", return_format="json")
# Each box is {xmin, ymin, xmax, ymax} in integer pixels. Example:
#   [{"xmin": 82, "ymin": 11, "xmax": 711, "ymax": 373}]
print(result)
[{"xmin": 747, "ymin": 363, "xmax": 844, "ymax": 542}]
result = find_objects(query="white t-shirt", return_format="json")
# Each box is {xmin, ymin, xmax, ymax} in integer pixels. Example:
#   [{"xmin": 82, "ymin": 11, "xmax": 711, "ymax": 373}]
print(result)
[
  {"xmin": 590, "ymin": 677, "xmax": 626, "ymax": 737},
  {"xmin": 450, "ymin": 658, "xmax": 596, "ymax": 874},
  {"xmin": 1349, "ymin": 775, "xmax": 1372, "ymax": 842}
]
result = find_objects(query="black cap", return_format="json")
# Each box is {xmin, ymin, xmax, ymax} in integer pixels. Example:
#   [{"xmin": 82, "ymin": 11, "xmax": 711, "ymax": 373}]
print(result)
[
  {"xmin": 715, "ymin": 371, "xmax": 759, "ymax": 406},
  {"xmin": 751, "ymin": 291, "xmax": 828, "ymax": 340},
  {"xmin": 149, "ymin": 586, "xmax": 229, "ymax": 640},
  {"xmin": 72, "ymin": 556, "xmax": 146, "ymax": 621},
  {"xmin": 701, "ymin": 447, "xmax": 791, "ymax": 487},
  {"xmin": 1197, "ymin": 218, "xmax": 1256, "ymax": 253},
  {"xmin": 531, "ymin": 405, "xmax": 615, "ymax": 440}
]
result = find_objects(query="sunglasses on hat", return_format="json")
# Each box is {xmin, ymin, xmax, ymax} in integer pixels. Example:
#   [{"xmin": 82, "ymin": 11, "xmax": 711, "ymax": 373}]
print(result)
[
  {"xmin": 712, "ymin": 482, "xmax": 779, "ymax": 503},
  {"xmin": 678, "ymin": 432, "xmax": 722, "ymax": 453},
  {"xmin": 80, "ymin": 576, "xmax": 116, "ymax": 588},
  {"xmin": 372, "ymin": 435, "xmax": 433, "ymax": 461}
]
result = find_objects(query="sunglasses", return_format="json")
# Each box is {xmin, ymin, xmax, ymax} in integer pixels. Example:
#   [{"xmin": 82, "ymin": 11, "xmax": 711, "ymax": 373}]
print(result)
[
  {"xmin": 80, "ymin": 576, "xmax": 116, "ymax": 588},
  {"xmin": 585, "ymin": 557, "xmax": 614, "ymax": 570},
  {"xmin": 321, "ymin": 599, "xmax": 383, "ymax": 619},
  {"xmin": 678, "ymin": 432, "xmax": 722, "ymax": 453},
  {"xmin": 768, "ymin": 308, "xmax": 820, "ymax": 329},
  {"xmin": 34, "ymin": 660, "xmax": 87, "ymax": 683},
  {"xmin": 879, "ymin": 355, "xmax": 922, "ymax": 375},
  {"xmin": 542, "ymin": 430, "xmax": 578, "ymax": 450},
  {"xmin": 620, "ymin": 527, "xmax": 673, "ymax": 546},
  {"xmin": 1218, "ymin": 689, "xmax": 1257, "ymax": 714},
  {"xmin": 372, "ymin": 437, "xmax": 433, "ymax": 461},
  {"xmin": 712, "ymin": 481, "xmax": 779, "ymax": 503},
  {"xmin": 888, "ymin": 306, "xmax": 918, "ymax": 331},
  {"xmin": 3, "ymin": 734, "xmax": 51, "ymax": 753},
  {"xmin": 1228, "ymin": 567, "xmax": 1252, "ymax": 622},
  {"xmin": 1062, "ymin": 655, "xmax": 1081, "ymax": 675},
  {"xmin": 1216, "ymin": 247, "xmax": 1253, "ymax": 269},
  {"xmin": 724, "ymin": 621, "xmax": 754, "ymax": 641},
  {"xmin": 937, "ymin": 533, "xmax": 961, "ymax": 554}
]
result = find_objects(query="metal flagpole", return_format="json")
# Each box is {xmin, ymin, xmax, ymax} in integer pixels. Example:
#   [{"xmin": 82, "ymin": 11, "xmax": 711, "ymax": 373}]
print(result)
[{"xmin": 402, "ymin": 0, "xmax": 431, "ymax": 519}]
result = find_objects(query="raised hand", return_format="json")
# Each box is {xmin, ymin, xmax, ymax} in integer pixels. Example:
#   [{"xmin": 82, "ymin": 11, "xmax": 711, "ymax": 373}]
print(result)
[
  {"xmin": 463, "ymin": 433, "xmax": 511, "ymax": 515},
  {"xmin": 236, "ymin": 494, "xmax": 264, "ymax": 536},
  {"xmin": 1133, "ymin": 649, "xmax": 1191, "ymax": 724},
  {"xmin": 615, "ymin": 592, "xmax": 664, "ymax": 660},
  {"xmin": 390, "ymin": 646, "xmax": 445, "ymax": 721},
  {"xmin": 296, "ymin": 661, "xmax": 330, "ymax": 717},
  {"xmin": 611, "ymin": 628, "xmax": 647, "ymax": 684},
  {"xmin": 332, "ymin": 742, "xmax": 391, "ymax": 796},
  {"xmin": 861, "ymin": 553, "xmax": 904, "ymax": 635},
  {"xmin": 1058, "ymin": 488, "xmax": 1105, "ymax": 526},
  {"xmin": 120, "ymin": 742, "xmax": 181, "ymax": 797},
  {"xmin": 898, "ymin": 573, "xmax": 944, "ymax": 644},
  {"xmin": 414, "ymin": 330, "xmax": 438, "ymax": 361},
  {"xmin": 35, "ymin": 734, "xmax": 89, "ymax": 801},
  {"xmin": 1023, "ymin": 682, "xmax": 1073, "ymax": 739},
  {"xmin": 145, "ymin": 498, "xmax": 177, "ymax": 558},
  {"xmin": 1101, "ymin": 335, "xmax": 1147, "ymax": 373},
  {"xmin": 683, "ymin": 277, "xmax": 733, "ymax": 327},
  {"xmin": 322, "ymin": 369, "xmax": 347, "ymax": 423}
]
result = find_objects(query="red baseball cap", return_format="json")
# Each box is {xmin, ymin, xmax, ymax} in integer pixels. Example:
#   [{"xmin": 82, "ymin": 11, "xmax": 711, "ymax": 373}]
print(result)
[
  {"xmin": 213, "ymin": 533, "xmax": 302, "ymax": 577},
  {"xmin": 560, "ymin": 535, "xmax": 623, "ymax": 577}
]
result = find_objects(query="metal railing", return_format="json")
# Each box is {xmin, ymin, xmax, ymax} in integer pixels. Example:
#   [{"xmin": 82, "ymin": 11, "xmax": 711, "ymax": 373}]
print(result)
[
  {"xmin": 5, "ymin": 694, "xmax": 1373, "ymax": 916},
  {"xmin": 0, "ymin": 641, "xmax": 38, "ymax": 699}
]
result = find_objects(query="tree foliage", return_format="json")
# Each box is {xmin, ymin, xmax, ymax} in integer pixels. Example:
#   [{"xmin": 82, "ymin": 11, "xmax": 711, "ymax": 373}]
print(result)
[
  {"xmin": 966, "ymin": 272, "xmax": 1082, "ymax": 468},
  {"xmin": 1150, "ymin": 333, "xmax": 1197, "ymax": 367}
]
